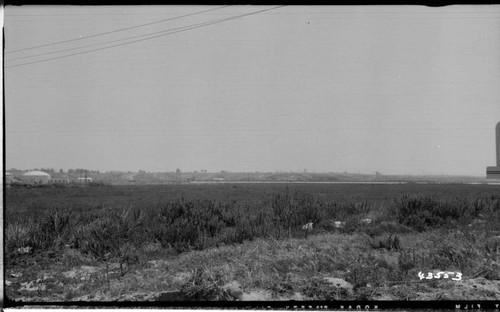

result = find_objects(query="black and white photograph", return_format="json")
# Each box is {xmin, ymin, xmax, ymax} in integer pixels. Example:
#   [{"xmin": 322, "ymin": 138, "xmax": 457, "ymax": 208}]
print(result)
[{"xmin": 3, "ymin": 4, "xmax": 500, "ymax": 308}]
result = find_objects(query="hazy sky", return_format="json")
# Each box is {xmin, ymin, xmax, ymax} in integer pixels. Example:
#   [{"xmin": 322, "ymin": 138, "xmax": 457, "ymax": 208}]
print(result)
[{"xmin": 4, "ymin": 5, "xmax": 500, "ymax": 175}]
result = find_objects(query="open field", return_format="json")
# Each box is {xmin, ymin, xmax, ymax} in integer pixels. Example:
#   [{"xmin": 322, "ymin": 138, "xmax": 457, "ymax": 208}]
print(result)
[{"xmin": 5, "ymin": 183, "xmax": 500, "ymax": 302}]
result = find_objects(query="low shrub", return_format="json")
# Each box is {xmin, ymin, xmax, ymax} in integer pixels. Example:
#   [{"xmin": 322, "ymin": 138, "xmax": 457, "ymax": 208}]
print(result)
[
  {"xmin": 367, "ymin": 233, "xmax": 401, "ymax": 251},
  {"xmin": 5, "ymin": 222, "xmax": 38, "ymax": 251},
  {"xmin": 396, "ymin": 195, "xmax": 496, "ymax": 232},
  {"xmin": 178, "ymin": 266, "xmax": 229, "ymax": 301}
]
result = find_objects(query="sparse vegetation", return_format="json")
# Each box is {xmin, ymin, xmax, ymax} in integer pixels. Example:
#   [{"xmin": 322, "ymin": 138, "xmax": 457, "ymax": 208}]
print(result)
[{"xmin": 5, "ymin": 183, "xmax": 500, "ymax": 301}]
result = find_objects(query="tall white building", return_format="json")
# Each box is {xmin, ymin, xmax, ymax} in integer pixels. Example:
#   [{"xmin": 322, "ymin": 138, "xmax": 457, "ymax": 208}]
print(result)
[{"xmin": 486, "ymin": 122, "xmax": 500, "ymax": 179}]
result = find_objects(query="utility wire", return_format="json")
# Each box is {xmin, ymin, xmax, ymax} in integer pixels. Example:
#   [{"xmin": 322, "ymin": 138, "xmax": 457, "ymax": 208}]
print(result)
[
  {"xmin": 6, "ymin": 17, "xmax": 240, "ymax": 65},
  {"xmin": 5, "ymin": 5, "xmax": 231, "ymax": 54},
  {"xmin": 6, "ymin": 6, "xmax": 285, "ymax": 69},
  {"xmin": 7, "ymin": 15, "xmax": 240, "ymax": 62}
]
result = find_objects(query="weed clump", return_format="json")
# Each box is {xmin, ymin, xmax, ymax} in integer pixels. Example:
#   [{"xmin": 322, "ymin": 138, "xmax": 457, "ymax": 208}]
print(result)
[
  {"xmin": 397, "ymin": 195, "xmax": 494, "ymax": 232},
  {"xmin": 5, "ymin": 222, "xmax": 38, "ymax": 252}
]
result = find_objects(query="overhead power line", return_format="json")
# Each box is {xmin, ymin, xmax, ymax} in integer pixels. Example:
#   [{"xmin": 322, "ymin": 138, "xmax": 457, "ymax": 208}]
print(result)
[
  {"xmin": 7, "ymin": 18, "xmax": 235, "ymax": 62},
  {"xmin": 5, "ymin": 5, "xmax": 231, "ymax": 54},
  {"xmin": 6, "ymin": 6, "xmax": 285, "ymax": 69}
]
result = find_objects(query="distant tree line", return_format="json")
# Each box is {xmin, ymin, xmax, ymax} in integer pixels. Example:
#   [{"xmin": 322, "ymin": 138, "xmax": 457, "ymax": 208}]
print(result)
[
  {"xmin": 67, "ymin": 169, "xmax": 100, "ymax": 175},
  {"xmin": 17, "ymin": 168, "xmax": 102, "ymax": 175}
]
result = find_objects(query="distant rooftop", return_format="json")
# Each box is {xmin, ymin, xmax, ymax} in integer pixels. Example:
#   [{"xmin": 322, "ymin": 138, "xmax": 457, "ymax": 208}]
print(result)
[{"xmin": 23, "ymin": 170, "xmax": 51, "ymax": 176}]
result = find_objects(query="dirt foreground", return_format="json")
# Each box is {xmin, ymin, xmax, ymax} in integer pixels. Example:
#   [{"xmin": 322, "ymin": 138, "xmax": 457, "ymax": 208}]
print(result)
[{"xmin": 6, "ymin": 230, "xmax": 500, "ymax": 302}]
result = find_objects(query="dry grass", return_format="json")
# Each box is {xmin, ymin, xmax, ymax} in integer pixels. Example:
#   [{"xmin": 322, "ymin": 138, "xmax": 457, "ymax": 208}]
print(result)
[
  {"xmin": 8, "ymin": 228, "xmax": 500, "ymax": 302},
  {"xmin": 5, "ymin": 184, "xmax": 500, "ymax": 301}
]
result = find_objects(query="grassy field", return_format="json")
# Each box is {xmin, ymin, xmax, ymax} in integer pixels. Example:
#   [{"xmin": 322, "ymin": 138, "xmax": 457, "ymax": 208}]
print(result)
[{"xmin": 5, "ymin": 183, "xmax": 500, "ymax": 302}]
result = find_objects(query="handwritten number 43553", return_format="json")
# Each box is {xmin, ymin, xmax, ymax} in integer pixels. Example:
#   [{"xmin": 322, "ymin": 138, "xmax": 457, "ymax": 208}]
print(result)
[{"xmin": 418, "ymin": 271, "xmax": 462, "ymax": 281}]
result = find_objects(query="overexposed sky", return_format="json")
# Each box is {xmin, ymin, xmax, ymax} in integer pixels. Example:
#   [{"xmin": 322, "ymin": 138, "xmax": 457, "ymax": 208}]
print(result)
[{"xmin": 4, "ymin": 5, "xmax": 500, "ymax": 175}]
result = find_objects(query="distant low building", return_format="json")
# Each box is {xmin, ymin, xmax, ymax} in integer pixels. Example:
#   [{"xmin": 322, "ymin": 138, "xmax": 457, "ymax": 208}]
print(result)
[
  {"xmin": 19, "ymin": 170, "xmax": 51, "ymax": 185},
  {"xmin": 51, "ymin": 177, "xmax": 69, "ymax": 184},
  {"xmin": 77, "ymin": 177, "xmax": 93, "ymax": 183},
  {"xmin": 6, "ymin": 172, "xmax": 22, "ymax": 185}
]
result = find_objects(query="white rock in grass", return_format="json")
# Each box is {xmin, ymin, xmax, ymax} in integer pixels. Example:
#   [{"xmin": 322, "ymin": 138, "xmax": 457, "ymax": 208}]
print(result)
[
  {"xmin": 173, "ymin": 272, "xmax": 192, "ymax": 284},
  {"xmin": 241, "ymin": 290, "xmax": 272, "ymax": 301},
  {"xmin": 360, "ymin": 218, "xmax": 372, "ymax": 225},
  {"xmin": 223, "ymin": 281, "xmax": 243, "ymax": 300},
  {"xmin": 323, "ymin": 277, "xmax": 353, "ymax": 293},
  {"xmin": 16, "ymin": 246, "xmax": 32, "ymax": 254},
  {"xmin": 334, "ymin": 221, "xmax": 346, "ymax": 228},
  {"xmin": 62, "ymin": 271, "xmax": 76, "ymax": 279},
  {"xmin": 302, "ymin": 222, "xmax": 313, "ymax": 231},
  {"xmin": 62, "ymin": 265, "xmax": 101, "ymax": 279}
]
